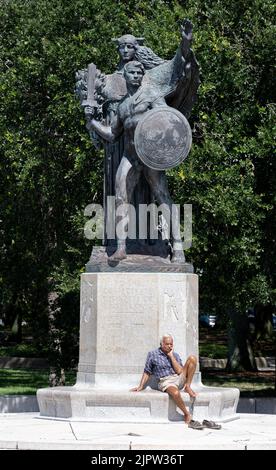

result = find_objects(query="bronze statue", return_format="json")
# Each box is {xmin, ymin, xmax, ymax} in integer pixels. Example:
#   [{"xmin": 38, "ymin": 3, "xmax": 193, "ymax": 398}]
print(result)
[{"xmin": 76, "ymin": 19, "xmax": 199, "ymax": 266}]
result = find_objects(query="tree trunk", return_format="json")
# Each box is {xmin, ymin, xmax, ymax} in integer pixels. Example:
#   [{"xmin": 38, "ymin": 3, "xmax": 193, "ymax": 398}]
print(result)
[
  {"xmin": 11, "ymin": 310, "xmax": 22, "ymax": 344},
  {"xmin": 226, "ymin": 310, "xmax": 257, "ymax": 371},
  {"xmin": 47, "ymin": 287, "xmax": 65, "ymax": 386},
  {"xmin": 254, "ymin": 304, "xmax": 274, "ymax": 340}
]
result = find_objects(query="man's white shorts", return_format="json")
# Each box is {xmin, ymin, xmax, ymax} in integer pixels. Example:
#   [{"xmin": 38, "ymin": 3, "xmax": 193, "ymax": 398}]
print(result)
[{"xmin": 158, "ymin": 372, "xmax": 186, "ymax": 392}]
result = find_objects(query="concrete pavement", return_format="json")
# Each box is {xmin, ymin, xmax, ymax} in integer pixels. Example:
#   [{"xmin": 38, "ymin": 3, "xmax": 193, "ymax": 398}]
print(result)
[{"xmin": 1, "ymin": 413, "xmax": 276, "ymax": 450}]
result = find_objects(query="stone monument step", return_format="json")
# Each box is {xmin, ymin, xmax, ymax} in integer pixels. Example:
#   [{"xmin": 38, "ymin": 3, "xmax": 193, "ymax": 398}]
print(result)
[{"xmin": 37, "ymin": 383, "xmax": 239, "ymax": 423}]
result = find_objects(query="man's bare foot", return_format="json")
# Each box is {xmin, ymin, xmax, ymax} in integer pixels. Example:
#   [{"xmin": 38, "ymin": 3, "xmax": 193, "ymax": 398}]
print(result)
[
  {"xmin": 184, "ymin": 384, "xmax": 197, "ymax": 398},
  {"xmin": 184, "ymin": 412, "xmax": 192, "ymax": 424},
  {"xmin": 109, "ymin": 248, "xmax": 127, "ymax": 261}
]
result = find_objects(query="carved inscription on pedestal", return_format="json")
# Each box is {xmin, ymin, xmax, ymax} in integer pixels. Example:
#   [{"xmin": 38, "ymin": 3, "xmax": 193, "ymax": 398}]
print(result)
[
  {"xmin": 100, "ymin": 282, "xmax": 156, "ymax": 315},
  {"xmin": 97, "ymin": 276, "xmax": 158, "ymax": 364},
  {"xmin": 163, "ymin": 282, "xmax": 186, "ymax": 322}
]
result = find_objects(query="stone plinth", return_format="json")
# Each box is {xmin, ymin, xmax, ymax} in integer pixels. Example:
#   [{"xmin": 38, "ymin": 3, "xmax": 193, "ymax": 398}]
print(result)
[
  {"xmin": 86, "ymin": 247, "xmax": 194, "ymax": 273},
  {"xmin": 77, "ymin": 272, "xmax": 199, "ymax": 388},
  {"xmin": 37, "ymin": 385, "xmax": 239, "ymax": 423},
  {"xmin": 37, "ymin": 272, "xmax": 239, "ymax": 422}
]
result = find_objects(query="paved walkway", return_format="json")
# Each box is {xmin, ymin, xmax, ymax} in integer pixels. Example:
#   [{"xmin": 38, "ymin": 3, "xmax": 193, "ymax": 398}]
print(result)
[{"xmin": 1, "ymin": 413, "xmax": 276, "ymax": 450}]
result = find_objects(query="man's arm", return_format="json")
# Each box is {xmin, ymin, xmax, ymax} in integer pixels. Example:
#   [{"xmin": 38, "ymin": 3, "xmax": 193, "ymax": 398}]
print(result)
[
  {"xmin": 131, "ymin": 352, "xmax": 153, "ymax": 391},
  {"xmin": 88, "ymin": 119, "xmax": 115, "ymax": 142},
  {"xmin": 130, "ymin": 372, "xmax": 150, "ymax": 392},
  {"xmin": 85, "ymin": 106, "xmax": 123, "ymax": 143},
  {"xmin": 167, "ymin": 351, "xmax": 183, "ymax": 375}
]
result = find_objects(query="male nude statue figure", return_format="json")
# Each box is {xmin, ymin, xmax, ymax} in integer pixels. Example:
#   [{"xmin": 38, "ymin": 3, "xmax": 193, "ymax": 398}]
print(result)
[{"xmin": 85, "ymin": 60, "xmax": 184, "ymax": 263}]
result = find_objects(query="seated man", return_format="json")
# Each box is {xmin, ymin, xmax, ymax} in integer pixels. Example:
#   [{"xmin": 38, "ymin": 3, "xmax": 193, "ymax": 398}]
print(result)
[{"xmin": 131, "ymin": 334, "xmax": 197, "ymax": 425}]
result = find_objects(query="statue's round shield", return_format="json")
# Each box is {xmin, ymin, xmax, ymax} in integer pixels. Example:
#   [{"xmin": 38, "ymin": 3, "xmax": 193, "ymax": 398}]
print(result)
[{"xmin": 134, "ymin": 106, "xmax": 192, "ymax": 170}]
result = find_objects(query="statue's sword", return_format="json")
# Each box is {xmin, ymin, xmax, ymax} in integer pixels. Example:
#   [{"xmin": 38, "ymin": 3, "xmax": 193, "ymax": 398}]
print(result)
[{"xmin": 81, "ymin": 63, "xmax": 98, "ymax": 109}]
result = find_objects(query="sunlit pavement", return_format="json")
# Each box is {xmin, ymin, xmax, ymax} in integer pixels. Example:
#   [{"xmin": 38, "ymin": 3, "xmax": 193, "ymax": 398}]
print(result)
[{"xmin": 1, "ymin": 413, "xmax": 276, "ymax": 450}]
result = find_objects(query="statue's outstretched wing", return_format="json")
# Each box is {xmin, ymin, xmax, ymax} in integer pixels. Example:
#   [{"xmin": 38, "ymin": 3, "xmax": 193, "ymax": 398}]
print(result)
[
  {"xmin": 167, "ymin": 50, "xmax": 200, "ymax": 118},
  {"xmin": 143, "ymin": 47, "xmax": 200, "ymax": 119}
]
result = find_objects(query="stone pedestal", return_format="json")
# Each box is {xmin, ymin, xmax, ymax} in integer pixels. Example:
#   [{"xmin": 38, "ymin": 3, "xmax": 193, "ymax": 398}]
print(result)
[
  {"xmin": 37, "ymin": 272, "xmax": 239, "ymax": 422},
  {"xmin": 77, "ymin": 272, "xmax": 199, "ymax": 388}
]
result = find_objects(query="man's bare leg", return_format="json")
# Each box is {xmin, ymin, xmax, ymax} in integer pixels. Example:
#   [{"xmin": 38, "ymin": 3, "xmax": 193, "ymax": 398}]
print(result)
[
  {"xmin": 166, "ymin": 386, "xmax": 191, "ymax": 424},
  {"xmin": 109, "ymin": 157, "xmax": 130, "ymax": 261},
  {"xmin": 109, "ymin": 156, "xmax": 141, "ymax": 262},
  {"xmin": 182, "ymin": 355, "xmax": 197, "ymax": 398},
  {"xmin": 170, "ymin": 205, "xmax": 185, "ymax": 263},
  {"xmin": 109, "ymin": 240, "xmax": 127, "ymax": 261},
  {"xmin": 171, "ymin": 240, "xmax": 185, "ymax": 263},
  {"xmin": 144, "ymin": 168, "xmax": 185, "ymax": 263}
]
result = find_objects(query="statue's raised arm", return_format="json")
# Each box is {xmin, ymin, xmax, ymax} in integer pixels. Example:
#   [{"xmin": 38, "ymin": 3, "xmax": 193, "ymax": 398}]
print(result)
[
  {"xmin": 177, "ymin": 19, "xmax": 200, "ymax": 117},
  {"xmin": 180, "ymin": 19, "xmax": 194, "ymax": 60},
  {"xmin": 143, "ymin": 18, "xmax": 200, "ymax": 119}
]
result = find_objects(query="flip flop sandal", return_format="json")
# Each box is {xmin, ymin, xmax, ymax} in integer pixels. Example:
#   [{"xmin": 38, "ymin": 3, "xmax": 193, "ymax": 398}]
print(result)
[
  {"xmin": 202, "ymin": 419, "xmax": 221, "ymax": 430},
  {"xmin": 188, "ymin": 419, "xmax": 204, "ymax": 430}
]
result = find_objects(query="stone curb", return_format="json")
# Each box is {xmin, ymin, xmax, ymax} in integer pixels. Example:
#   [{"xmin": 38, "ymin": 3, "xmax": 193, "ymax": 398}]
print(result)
[
  {"xmin": 200, "ymin": 356, "xmax": 275, "ymax": 370},
  {"xmin": 1, "ymin": 394, "xmax": 276, "ymax": 414},
  {"xmin": 0, "ymin": 395, "xmax": 39, "ymax": 413},
  {"xmin": 237, "ymin": 398, "xmax": 276, "ymax": 414}
]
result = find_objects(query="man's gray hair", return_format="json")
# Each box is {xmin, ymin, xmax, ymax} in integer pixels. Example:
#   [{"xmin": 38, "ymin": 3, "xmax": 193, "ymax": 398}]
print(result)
[{"xmin": 160, "ymin": 334, "xmax": 173, "ymax": 346}]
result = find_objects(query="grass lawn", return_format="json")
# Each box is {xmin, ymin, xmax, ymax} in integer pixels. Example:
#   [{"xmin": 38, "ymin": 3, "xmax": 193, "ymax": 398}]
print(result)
[
  {"xmin": 199, "ymin": 327, "xmax": 229, "ymax": 358},
  {"xmin": 199, "ymin": 326, "xmax": 276, "ymax": 358},
  {"xmin": 0, "ymin": 368, "xmax": 275, "ymax": 397},
  {"xmin": 202, "ymin": 370, "xmax": 276, "ymax": 397},
  {"xmin": 0, "ymin": 344, "xmax": 48, "ymax": 358},
  {"xmin": 0, "ymin": 369, "xmax": 76, "ymax": 395},
  {"xmin": 0, "ymin": 326, "xmax": 274, "ymax": 396},
  {"xmin": 199, "ymin": 326, "xmax": 276, "ymax": 396}
]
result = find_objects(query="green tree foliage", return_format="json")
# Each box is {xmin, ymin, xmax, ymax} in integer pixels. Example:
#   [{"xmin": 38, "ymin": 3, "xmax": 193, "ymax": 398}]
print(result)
[{"xmin": 0, "ymin": 0, "xmax": 275, "ymax": 371}]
